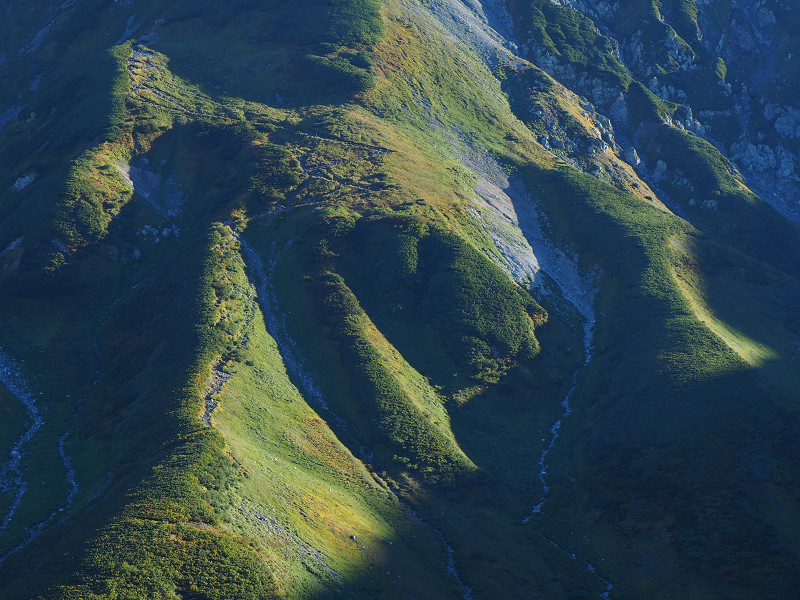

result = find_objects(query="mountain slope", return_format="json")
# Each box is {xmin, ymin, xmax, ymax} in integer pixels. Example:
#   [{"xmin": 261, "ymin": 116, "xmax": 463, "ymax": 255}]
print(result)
[{"xmin": 1, "ymin": 1, "xmax": 800, "ymax": 599}]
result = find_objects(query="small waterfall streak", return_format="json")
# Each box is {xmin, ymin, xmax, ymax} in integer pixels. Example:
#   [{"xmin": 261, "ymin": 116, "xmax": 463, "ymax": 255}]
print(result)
[
  {"xmin": 0, "ymin": 427, "xmax": 83, "ymax": 564},
  {"xmin": 446, "ymin": 542, "xmax": 473, "ymax": 600},
  {"xmin": 542, "ymin": 533, "xmax": 614, "ymax": 598},
  {"xmin": 58, "ymin": 430, "xmax": 79, "ymax": 513},
  {"xmin": 522, "ymin": 308, "xmax": 594, "ymax": 523},
  {"xmin": 0, "ymin": 350, "xmax": 44, "ymax": 532},
  {"xmin": 0, "ymin": 353, "xmax": 81, "ymax": 564},
  {"xmin": 522, "ymin": 381, "xmax": 575, "ymax": 523},
  {"xmin": 409, "ymin": 509, "xmax": 472, "ymax": 600},
  {"xmin": 240, "ymin": 238, "xmax": 333, "ymax": 414}
]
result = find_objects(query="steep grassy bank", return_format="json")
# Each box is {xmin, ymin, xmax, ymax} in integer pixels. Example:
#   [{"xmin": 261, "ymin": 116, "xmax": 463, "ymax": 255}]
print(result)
[
  {"xmin": 2, "ymin": 0, "xmax": 800, "ymax": 598},
  {"xmin": 515, "ymin": 154, "xmax": 800, "ymax": 598}
]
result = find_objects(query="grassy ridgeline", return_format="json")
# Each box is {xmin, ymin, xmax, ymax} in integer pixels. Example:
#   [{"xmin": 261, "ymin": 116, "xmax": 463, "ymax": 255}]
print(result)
[{"xmin": 2, "ymin": 0, "xmax": 800, "ymax": 597}]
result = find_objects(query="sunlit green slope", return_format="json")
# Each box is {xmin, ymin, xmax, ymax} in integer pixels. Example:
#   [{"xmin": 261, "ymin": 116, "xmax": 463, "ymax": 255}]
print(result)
[{"xmin": 1, "ymin": 1, "xmax": 800, "ymax": 599}]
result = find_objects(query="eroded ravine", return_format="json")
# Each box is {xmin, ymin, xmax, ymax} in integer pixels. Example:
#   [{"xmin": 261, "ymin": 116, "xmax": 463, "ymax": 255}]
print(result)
[
  {"xmin": 240, "ymin": 236, "xmax": 335, "ymax": 416},
  {"xmin": 465, "ymin": 150, "xmax": 612, "ymax": 595},
  {"xmin": 241, "ymin": 230, "xmax": 472, "ymax": 598},
  {"xmin": 505, "ymin": 180, "xmax": 614, "ymax": 598},
  {"xmin": 424, "ymin": 0, "xmax": 615, "ymax": 589},
  {"xmin": 0, "ymin": 350, "xmax": 43, "ymax": 534},
  {"xmin": 513, "ymin": 191, "xmax": 615, "ymax": 598},
  {"xmin": 0, "ymin": 350, "xmax": 79, "ymax": 563},
  {"xmin": 509, "ymin": 177, "xmax": 598, "ymax": 522}
]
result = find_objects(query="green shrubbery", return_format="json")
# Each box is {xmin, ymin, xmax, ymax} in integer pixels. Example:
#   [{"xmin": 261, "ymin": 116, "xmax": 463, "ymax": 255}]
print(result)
[
  {"xmin": 661, "ymin": 0, "xmax": 700, "ymax": 41},
  {"xmin": 304, "ymin": 53, "xmax": 376, "ymax": 94},
  {"xmin": 250, "ymin": 144, "xmax": 305, "ymax": 209},
  {"xmin": 73, "ymin": 518, "xmax": 278, "ymax": 600},
  {"xmin": 507, "ymin": 0, "xmax": 630, "ymax": 89},
  {"xmin": 326, "ymin": 0, "xmax": 384, "ymax": 47},
  {"xmin": 254, "ymin": 0, "xmax": 384, "ymax": 95},
  {"xmin": 419, "ymin": 230, "xmax": 544, "ymax": 366},
  {"xmin": 337, "ymin": 216, "xmax": 546, "ymax": 383},
  {"xmin": 311, "ymin": 270, "xmax": 474, "ymax": 484},
  {"xmin": 305, "ymin": 0, "xmax": 383, "ymax": 95},
  {"xmin": 54, "ymin": 148, "xmax": 133, "ymax": 249}
]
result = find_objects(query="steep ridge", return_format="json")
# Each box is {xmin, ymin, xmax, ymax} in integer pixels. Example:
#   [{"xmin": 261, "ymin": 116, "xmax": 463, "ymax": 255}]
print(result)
[
  {"xmin": 419, "ymin": 1, "xmax": 800, "ymax": 597},
  {"xmin": 0, "ymin": 0, "xmax": 800, "ymax": 598}
]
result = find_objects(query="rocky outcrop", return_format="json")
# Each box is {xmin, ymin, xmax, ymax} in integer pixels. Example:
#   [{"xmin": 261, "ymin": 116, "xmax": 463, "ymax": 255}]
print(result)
[{"xmin": 504, "ymin": 0, "xmax": 800, "ymax": 223}]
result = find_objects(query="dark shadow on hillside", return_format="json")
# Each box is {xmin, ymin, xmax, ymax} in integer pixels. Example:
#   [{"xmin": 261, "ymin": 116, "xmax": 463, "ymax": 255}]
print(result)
[
  {"xmin": 0, "ymin": 122, "xmax": 271, "ymax": 597},
  {"xmin": 539, "ymin": 352, "xmax": 800, "ymax": 599},
  {"xmin": 396, "ymin": 320, "xmax": 800, "ymax": 598},
  {"xmin": 672, "ymin": 234, "xmax": 800, "ymax": 398},
  {"xmin": 144, "ymin": 0, "xmax": 381, "ymax": 106}
]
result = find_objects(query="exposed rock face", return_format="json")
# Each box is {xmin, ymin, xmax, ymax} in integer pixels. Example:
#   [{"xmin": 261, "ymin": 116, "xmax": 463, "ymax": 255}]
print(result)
[
  {"xmin": 420, "ymin": 0, "xmax": 667, "ymax": 234},
  {"xmin": 3, "ymin": 1, "xmax": 800, "ymax": 599},
  {"xmin": 499, "ymin": 0, "xmax": 800, "ymax": 223}
]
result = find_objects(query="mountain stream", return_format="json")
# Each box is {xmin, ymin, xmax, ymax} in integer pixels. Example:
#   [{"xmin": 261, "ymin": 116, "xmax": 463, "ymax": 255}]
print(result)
[
  {"xmin": 240, "ymin": 230, "xmax": 471, "ymax": 599},
  {"xmin": 468, "ymin": 160, "xmax": 611, "ymax": 596},
  {"xmin": 0, "ymin": 349, "xmax": 79, "ymax": 563},
  {"xmin": 0, "ymin": 350, "xmax": 43, "ymax": 535}
]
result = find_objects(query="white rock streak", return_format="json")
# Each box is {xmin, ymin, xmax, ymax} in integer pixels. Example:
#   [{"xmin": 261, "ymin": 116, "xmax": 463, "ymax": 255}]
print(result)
[
  {"xmin": 0, "ymin": 350, "xmax": 43, "ymax": 533},
  {"xmin": 240, "ymin": 237, "xmax": 331, "ymax": 414},
  {"xmin": 0, "ymin": 350, "xmax": 80, "ymax": 563}
]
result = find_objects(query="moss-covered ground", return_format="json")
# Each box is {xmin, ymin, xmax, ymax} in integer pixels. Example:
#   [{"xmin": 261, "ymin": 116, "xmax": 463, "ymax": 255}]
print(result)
[{"xmin": 1, "ymin": 0, "xmax": 800, "ymax": 598}]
